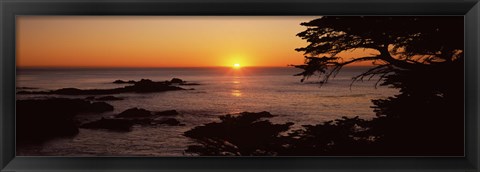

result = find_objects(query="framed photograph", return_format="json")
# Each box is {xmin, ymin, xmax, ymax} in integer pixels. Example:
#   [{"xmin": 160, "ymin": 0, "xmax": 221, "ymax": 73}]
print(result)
[{"xmin": 1, "ymin": 0, "xmax": 479, "ymax": 171}]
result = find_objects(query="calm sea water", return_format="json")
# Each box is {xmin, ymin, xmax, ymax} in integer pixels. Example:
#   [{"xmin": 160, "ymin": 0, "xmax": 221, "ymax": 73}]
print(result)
[{"xmin": 16, "ymin": 67, "xmax": 398, "ymax": 156}]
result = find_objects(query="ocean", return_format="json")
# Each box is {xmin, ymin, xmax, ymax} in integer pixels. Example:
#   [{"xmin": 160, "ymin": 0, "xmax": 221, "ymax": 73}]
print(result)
[{"xmin": 16, "ymin": 66, "xmax": 398, "ymax": 156}]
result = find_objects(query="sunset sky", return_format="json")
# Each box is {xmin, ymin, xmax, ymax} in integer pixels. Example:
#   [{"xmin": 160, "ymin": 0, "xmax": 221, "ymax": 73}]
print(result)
[{"xmin": 17, "ymin": 16, "xmax": 373, "ymax": 68}]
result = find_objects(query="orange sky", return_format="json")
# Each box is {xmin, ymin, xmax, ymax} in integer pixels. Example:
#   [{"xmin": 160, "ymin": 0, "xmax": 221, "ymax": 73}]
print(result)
[{"xmin": 17, "ymin": 16, "xmax": 374, "ymax": 68}]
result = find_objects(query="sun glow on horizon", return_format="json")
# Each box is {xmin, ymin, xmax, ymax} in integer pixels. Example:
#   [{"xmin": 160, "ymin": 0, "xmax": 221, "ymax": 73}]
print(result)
[{"xmin": 233, "ymin": 63, "xmax": 241, "ymax": 69}]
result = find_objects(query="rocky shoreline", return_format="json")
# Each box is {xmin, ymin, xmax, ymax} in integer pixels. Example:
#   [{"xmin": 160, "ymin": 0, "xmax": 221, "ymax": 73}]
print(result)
[
  {"xmin": 17, "ymin": 97, "xmax": 186, "ymax": 144},
  {"xmin": 16, "ymin": 78, "xmax": 195, "ymax": 144}
]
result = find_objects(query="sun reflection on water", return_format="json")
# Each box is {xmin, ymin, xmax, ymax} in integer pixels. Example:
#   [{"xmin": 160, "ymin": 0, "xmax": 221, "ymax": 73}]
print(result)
[{"xmin": 231, "ymin": 89, "xmax": 242, "ymax": 97}]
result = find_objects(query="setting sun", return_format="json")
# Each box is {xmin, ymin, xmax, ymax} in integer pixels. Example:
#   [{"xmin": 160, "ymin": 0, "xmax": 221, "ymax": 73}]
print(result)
[{"xmin": 233, "ymin": 64, "xmax": 241, "ymax": 69}]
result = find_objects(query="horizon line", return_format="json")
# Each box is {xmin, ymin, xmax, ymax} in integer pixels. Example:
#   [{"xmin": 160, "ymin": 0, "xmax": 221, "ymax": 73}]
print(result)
[
  {"xmin": 16, "ymin": 64, "xmax": 371, "ymax": 69},
  {"xmin": 16, "ymin": 65, "xmax": 291, "ymax": 69}
]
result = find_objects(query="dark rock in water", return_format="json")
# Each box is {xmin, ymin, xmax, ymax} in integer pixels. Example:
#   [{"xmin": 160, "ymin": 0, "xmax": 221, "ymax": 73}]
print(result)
[
  {"xmin": 113, "ymin": 78, "xmax": 198, "ymax": 85},
  {"xmin": 89, "ymin": 102, "xmax": 114, "ymax": 112},
  {"xmin": 125, "ymin": 79, "xmax": 173, "ymax": 93},
  {"xmin": 155, "ymin": 110, "xmax": 179, "ymax": 116},
  {"xmin": 96, "ymin": 96, "xmax": 123, "ymax": 101},
  {"xmin": 120, "ymin": 79, "xmax": 184, "ymax": 93},
  {"xmin": 170, "ymin": 78, "xmax": 184, "ymax": 84},
  {"xmin": 113, "ymin": 79, "xmax": 159, "ymax": 84},
  {"xmin": 114, "ymin": 108, "xmax": 184, "ymax": 126},
  {"xmin": 16, "ymin": 78, "xmax": 197, "ymax": 95},
  {"xmin": 16, "ymin": 98, "xmax": 115, "ymax": 145},
  {"xmin": 53, "ymin": 88, "xmax": 83, "ymax": 94},
  {"xmin": 17, "ymin": 79, "xmax": 184, "ymax": 95},
  {"xmin": 180, "ymin": 83, "xmax": 201, "ymax": 86},
  {"xmin": 81, "ymin": 118, "xmax": 133, "ymax": 132},
  {"xmin": 155, "ymin": 118, "xmax": 184, "ymax": 126},
  {"xmin": 80, "ymin": 107, "xmax": 183, "ymax": 132},
  {"xmin": 85, "ymin": 96, "xmax": 96, "ymax": 100},
  {"xmin": 117, "ymin": 108, "xmax": 152, "ymax": 118},
  {"xmin": 49, "ymin": 87, "xmax": 117, "ymax": 95},
  {"xmin": 113, "ymin": 80, "xmax": 136, "ymax": 84},
  {"xmin": 170, "ymin": 78, "xmax": 201, "ymax": 85}
]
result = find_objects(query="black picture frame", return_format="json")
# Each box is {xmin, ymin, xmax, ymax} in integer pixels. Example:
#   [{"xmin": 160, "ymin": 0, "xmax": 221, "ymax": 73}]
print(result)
[{"xmin": 1, "ymin": 0, "xmax": 479, "ymax": 171}]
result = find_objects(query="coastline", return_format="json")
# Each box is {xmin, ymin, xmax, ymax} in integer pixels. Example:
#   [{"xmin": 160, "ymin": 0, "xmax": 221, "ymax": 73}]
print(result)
[{"xmin": 15, "ymin": 70, "xmax": 399, "ymax": 156}]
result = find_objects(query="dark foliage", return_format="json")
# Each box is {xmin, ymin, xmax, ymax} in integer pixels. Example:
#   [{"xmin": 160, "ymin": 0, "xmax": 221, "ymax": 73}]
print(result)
[
  {"xmin": 184, "ymin": 112, "xmax": 380, "ymax": 156},
  {"xmin": 292, "ymin": 16, "xmax": 463, "ymax": 85},
  {"xmin": 283, "ymin": 117, "xmax": 378, "ymax": 156},
  {"xmin": 368, "ymin": 58, "xmax": 464, "ymax": 155},
  {"xmin": 184, "ymin": 112, "xmax": 293, "ymax": 156},
  {"xmin": 291, "ymin": 16, "xmax": 464, "ymax": 155}
]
